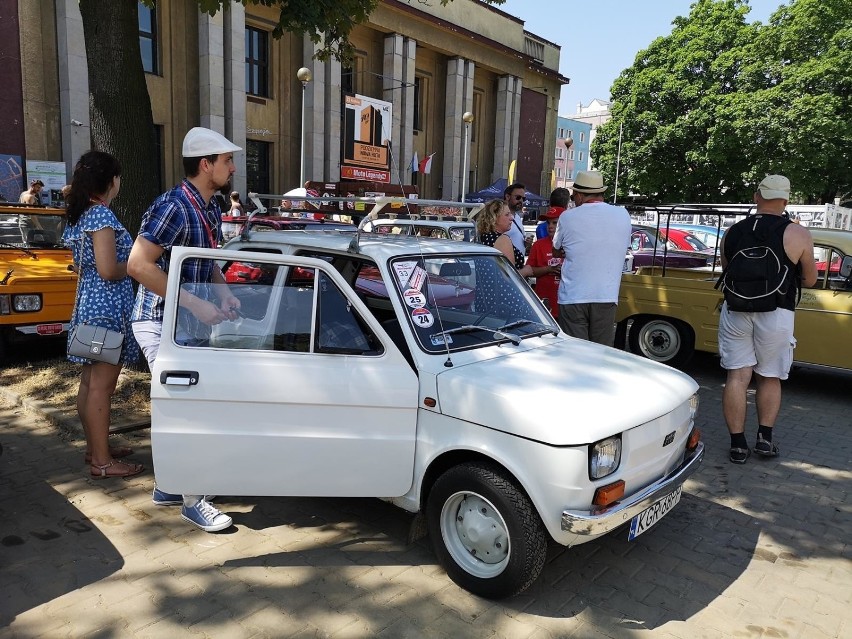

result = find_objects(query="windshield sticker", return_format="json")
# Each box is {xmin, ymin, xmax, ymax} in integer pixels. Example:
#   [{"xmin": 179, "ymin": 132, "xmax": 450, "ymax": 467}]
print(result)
[
  {"xmin": 411, "ymin": 307, "xmax": 434, "ymax": 328},
  {"xmin": 430, "ymin": 334, "xmax": 453, "ymax": 346},
  {"xmin": 404, "ymin": 288, "xmax": 427, "ymax": 308},
  {"xmin": 407, "ymin": 265, "xmax": 427, "ymax": 292},
  {"xmin": 393, "ymin": 260, "xmax": 418, "ymax": 287}
]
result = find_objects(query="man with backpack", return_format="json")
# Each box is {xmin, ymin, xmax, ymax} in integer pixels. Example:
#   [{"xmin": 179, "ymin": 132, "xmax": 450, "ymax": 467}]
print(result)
[{"xmin": 717, "ymin": 175, "xmax": 817, "ymax": 464}]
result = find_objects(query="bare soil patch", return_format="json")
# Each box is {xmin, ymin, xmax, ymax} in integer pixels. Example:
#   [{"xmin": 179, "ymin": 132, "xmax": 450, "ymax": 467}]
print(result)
[{"xmin": 1, "ymin": 357, "xmax": 150, "ymax": 423}]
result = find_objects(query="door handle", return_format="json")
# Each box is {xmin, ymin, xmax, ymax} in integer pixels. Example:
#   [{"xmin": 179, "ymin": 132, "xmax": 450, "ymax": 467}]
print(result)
[{"xmin": 160, "ymin": 370, "xmax": 199, "ymax": 386}]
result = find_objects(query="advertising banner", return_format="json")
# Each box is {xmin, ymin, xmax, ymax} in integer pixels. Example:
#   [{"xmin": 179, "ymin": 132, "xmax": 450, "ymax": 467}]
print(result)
[
  {"xmin": 26, "ymin": 160, "xmax": 68, "ymax": 207},
  {"xmin": 342, "ymin": 94, "xmax": 392, "ymax": 184}
]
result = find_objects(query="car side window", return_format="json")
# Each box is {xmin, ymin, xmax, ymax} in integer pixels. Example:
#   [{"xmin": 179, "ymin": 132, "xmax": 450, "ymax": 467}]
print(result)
[{"xmin": 316, "ymin": 272, "xmax": 383, "ymax": 355}]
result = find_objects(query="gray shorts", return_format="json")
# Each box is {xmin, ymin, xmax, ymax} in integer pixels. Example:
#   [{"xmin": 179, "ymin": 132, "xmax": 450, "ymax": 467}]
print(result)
[
  {"xmin": 558, "ymin": 302, "xmax": 617, "ymax": 346},
  {"xmin": 718, "ymin": 303, "xmax": 796, "ymax": 379}
]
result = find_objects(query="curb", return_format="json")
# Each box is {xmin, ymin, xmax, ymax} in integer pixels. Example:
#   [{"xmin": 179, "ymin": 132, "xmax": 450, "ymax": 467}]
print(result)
[{"xmin": 0, "ymin": 386, "xmax": 150, "ymax": 434}]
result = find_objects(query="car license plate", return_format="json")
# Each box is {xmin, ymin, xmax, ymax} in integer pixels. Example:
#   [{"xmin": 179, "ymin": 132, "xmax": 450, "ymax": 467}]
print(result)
[
  {"xmin": 36, "ymin": 323, "xmax": 64, "ymax": 336},
  {"xmin": 628, "ymin": 485, "xmax": 683, "ymax": 541}
]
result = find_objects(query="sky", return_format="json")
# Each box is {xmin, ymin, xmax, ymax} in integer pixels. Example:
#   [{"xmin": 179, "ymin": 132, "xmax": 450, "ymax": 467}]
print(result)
[{"xmin": 497, "ymin": 0, "xmax": 784, "ymax": 117}]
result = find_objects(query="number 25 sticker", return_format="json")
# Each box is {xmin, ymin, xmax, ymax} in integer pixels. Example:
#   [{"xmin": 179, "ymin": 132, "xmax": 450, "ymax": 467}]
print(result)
[
  {"xmin": 404, "ymin": 288, "xmax": 426, "ymax": 308},
  {"xmin": 411, "ymin": 307, "xmax": 434, "ymax": 328}
]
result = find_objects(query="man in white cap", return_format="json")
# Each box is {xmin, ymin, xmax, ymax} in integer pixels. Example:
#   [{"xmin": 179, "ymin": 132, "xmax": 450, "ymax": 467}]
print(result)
[
  {"xmin": 718, "ymin": 174, "xmax": 817, "ymax": 464},
  {"xmin": 128, "ymin": 126, "xmax": 242, "ymax": 532},
  {"xmin": 551, "ymin": 170, "xmax": 631, "ymax": 345}
]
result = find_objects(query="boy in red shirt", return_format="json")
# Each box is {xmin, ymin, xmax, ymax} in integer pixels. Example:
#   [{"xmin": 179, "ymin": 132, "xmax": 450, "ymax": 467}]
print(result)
[{"xmin": 526, "ymin": 208, "xmax": 563, "ymax": 318}]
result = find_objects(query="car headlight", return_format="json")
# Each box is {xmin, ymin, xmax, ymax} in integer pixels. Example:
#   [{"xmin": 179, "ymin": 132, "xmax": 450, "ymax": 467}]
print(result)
[
  {"xmin": 0, "ymin": 294, "xmax": 10, "ymax": 314},
  {"xmin": 689, "ymin": 393, "xmax": 699, "ymax": 425},
  {"xmin": 13, "ymin": 294, "xmax": 41, "ymax": 312},
  {"xmin": 589, "ymin": 436, "xmax": 622, "ymax": 480}
]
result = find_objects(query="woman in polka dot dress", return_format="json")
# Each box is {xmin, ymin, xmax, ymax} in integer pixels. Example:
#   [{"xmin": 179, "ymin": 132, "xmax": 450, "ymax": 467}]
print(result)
[
  {"xmin": 476, "ymin": 199, "xmax": 534, "ymax": 277},
  {"xmin": 63, "ymin": 151, "xmax": 143, "ymax": 480}
]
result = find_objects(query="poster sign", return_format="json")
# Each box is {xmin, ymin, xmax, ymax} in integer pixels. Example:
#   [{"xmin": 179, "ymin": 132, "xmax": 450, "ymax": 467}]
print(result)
[
  {"xmin": 0, "ymin": 154, "xmax": 24, "ymax": 203},
  {"xmin": 342, "ymin": 94, "xmax": 392, "ymax": 184},
  {"xmin": 26, "ymin": 160, "xmax": 68, "ymax": 207}
]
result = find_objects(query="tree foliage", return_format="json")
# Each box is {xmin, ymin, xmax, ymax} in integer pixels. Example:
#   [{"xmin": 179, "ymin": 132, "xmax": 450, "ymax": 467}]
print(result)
[{"xmin": 593, "ymin": 0, "xmax": 852, "ymax": 204}]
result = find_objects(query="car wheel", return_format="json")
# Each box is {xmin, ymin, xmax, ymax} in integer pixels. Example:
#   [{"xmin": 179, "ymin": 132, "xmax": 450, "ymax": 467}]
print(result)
[
  {"xmin": 426, "ymin": 462, "xmax": 547, "ymax": 599},
  {"xmin": 627, "ymin": 316, "xmax": 694, "ymax": 367}
]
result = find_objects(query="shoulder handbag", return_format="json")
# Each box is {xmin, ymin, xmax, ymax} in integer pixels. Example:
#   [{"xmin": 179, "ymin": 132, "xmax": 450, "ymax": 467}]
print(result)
[
  {"xmin": 67, "ymin": 214, "xmax": 125, "ymax": 365},
  {"xmin": 68, "ymin": 320, "xmax": 124, "ymax": 365}
]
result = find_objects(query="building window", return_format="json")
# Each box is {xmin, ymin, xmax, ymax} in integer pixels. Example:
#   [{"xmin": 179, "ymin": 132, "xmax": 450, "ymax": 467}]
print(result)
[
  {"xmin": 342, "ymin": 66, "xmax": 354, "ymax": 94},
  {"xmin": 138, "ymin": 2, "xmax": 158, "ymax": 74},
  {"xmin": 556, "ymin": 168, "xmax": 562, "ymax": 178},
  {"xmin": 579, "ymin": 151, "xmax": 584, "ymax": 162},
  {"xmin": 245, "ymin": 26, "xmax": 269, "ymax": 97},
  {"xmin": 580, "ymin": 132, "xmax": 585, "ymax": 143},
  {"xmin": 569, "ymin": 149, "xmax": 575, "ymax": 160},
  {"xmin": 568, "ymin": 169, "xmax": 573, "ymax": 180},
  {"xmin": 246, "ymin": 140, "xmax": 271, "ymax": 195},
  {"xmin": 414, "ymin": 75, "xmax": 428, "ymax": 132},
  {"xmin": 568, "ymin": 130, "xmax": 573, "ymax": 140}
]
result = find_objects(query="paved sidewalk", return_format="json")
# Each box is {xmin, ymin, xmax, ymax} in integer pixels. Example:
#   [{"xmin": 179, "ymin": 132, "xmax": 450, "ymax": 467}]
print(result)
[{"xmin": 1, "ymin": 352, "xmax": 850, "ymax": 638}]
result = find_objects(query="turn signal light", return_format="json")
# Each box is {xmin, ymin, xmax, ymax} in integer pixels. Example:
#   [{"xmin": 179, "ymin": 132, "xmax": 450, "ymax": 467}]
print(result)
[
  {"xmin": 687, "ymin": 428, "xmax": 701, "ymax": 451},
  {"xmin": 592, "ymin": 480, "xmax": 625, "ymax": 507}
]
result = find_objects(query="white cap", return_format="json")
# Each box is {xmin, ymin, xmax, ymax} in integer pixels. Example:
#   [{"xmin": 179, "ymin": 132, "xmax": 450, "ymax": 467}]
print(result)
[
  {"xmin": 757, "ymin": 175, "xmax": 790, "ymax": 200},
  {"xmin": 181, "ymin": 127, "xmax": 242, "ymax": 158}
]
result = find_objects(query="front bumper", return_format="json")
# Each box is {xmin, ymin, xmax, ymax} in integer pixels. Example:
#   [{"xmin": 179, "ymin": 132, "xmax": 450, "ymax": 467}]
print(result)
[{"xmin": 561, "ymin": 442, "xmax": 704, "ymax": 536}]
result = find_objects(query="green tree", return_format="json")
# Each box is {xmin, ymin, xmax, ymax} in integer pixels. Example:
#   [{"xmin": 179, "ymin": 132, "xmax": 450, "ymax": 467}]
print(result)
[
  {"xmin": 593, "ymin": 0, "xmax": 758, "ymax": 203},
  {"xmin": 79, "ymin": 0, "xmax": 505, "ymax": 233},
  {"xmin": 594, "ymin": 0, "xmax": 852, "ymax": 205}
]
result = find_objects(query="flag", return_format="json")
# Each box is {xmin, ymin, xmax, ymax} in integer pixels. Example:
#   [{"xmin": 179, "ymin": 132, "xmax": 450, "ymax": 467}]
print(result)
[
  {"xmin": 410, "ymin": 151, "xmax": 419, "ymax": 173},
  {"xmin": 419, "ymin": 153, "xmax": 435, "ymax": 174}
]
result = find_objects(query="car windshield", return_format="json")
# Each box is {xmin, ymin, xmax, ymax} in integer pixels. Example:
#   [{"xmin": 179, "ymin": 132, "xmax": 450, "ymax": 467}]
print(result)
[
  {"xmin": 387, "ymin": 253, "xmax": 558, "ymax": 353},
  {"xmin": 0, "ymin": 211, "xmax": 67, "ymax": 248},
  {"xmin": 679, "ymin": 233, "xmax": 709, "ymax": 251}
]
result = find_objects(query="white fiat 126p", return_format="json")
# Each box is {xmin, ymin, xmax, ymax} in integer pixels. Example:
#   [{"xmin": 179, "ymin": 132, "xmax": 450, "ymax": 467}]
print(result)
[{"xmin": 152, "ymin": 226, "xmax": 703, "ymax": 599}]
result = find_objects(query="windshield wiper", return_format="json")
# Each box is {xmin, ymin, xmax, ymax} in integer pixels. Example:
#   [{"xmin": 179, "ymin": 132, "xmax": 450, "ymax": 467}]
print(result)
[
  {"xmin": 0, "ymin": 242, "xmax": 35, "ymax": 257},
  {"xmin": 429, "ymin": 324, "xmax": 493, "ymax": 341},
  {"xmin": 495, "ymin": 319, "xmax": 559, "ymax": 336}
]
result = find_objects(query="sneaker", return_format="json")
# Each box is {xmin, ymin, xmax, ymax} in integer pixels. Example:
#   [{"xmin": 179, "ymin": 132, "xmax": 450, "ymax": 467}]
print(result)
[
  {"xmin": 181, "ymin": 499, "xmax": 233, "ymax": 532},
  {"xmin": 754, "ymin": 436, "xmax": 780, "ymax": 457},
  {"xmin": 729, "ymin": 447, "xmax": 751, "ymax": 464},
  {"xmin": 152, "ymin": 488, "xmax": 217, "ymax": 506}
]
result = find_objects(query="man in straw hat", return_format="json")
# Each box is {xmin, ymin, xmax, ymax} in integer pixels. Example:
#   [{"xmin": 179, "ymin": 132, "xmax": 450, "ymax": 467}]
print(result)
[{"xmin": 551, "ymin": 170, "xmax": 631, "ymax": 346}]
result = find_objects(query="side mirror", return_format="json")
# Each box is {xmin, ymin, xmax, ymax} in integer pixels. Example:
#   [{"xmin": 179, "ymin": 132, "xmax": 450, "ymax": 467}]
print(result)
[{"xmin": 840, "ymin": 255, "xmax": 852, "ymax": 278}]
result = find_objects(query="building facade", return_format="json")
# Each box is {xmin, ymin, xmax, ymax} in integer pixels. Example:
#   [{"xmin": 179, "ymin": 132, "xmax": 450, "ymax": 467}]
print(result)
[
  {"xmin": 5, "ymin": 0, "xmax": 566, "ymax": 203},
  {"xmin": 553, "ymin": 116, "xmax": 592, "ymax": 189},
  {"xmin": 570, "ymin": 98, "xmax": 611, "ymax": 171}
]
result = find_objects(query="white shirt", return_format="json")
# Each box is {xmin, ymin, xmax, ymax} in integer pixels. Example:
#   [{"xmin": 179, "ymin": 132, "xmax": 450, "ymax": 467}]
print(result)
[
  {"xmin": 504, "ymin": 212, "xmax": 526, "ymax": 256},
  {"xmin": 552, "ymin": 201, "xmax": 631, "ymax": 305}
]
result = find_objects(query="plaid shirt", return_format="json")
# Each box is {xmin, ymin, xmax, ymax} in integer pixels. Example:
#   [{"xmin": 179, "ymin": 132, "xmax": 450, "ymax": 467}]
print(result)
[{"xmin": 131, "ymin": 180, "xmax": 223, "ymax": 339}]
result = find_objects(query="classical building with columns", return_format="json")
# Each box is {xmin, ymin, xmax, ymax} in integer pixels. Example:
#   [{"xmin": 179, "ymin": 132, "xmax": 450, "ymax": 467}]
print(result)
[{"xmin": 8, "ymin": 0, "xmax": 565, "ymax": 201}]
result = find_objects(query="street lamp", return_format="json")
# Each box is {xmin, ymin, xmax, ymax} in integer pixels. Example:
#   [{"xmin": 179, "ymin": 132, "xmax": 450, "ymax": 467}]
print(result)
[
  {"xmin": 297, "ymin": 66, "xmax": 313, "ymax": 187},
  {"xmin": 461, "ymin": 111, "xmax": 474, "ymax": 202}
]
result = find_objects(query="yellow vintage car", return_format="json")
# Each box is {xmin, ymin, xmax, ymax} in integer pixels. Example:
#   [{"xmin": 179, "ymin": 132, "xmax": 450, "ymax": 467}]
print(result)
[
  {"xmin": 615, "ymin": 227, "xmax": 852, "ymax": 371},
  {"xmin": 0, "ymin": 204, "xmax": 76, "ymax": 360}
]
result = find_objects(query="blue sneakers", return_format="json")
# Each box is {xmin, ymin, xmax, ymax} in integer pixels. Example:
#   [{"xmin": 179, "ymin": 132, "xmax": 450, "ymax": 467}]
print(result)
[
  {"xmin": 152, "ymin": 487, "xmax": 216, "ymax": 506},
  {"xmin": 181, "ymin": 499, "xmax": 233, "ymax": 532}
]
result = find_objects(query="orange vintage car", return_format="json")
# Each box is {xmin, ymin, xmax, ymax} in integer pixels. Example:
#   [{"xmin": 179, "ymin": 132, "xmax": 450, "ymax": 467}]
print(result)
[{"xmin": 0, "ymin": 204, "xmax": 76, "ymax": 360}]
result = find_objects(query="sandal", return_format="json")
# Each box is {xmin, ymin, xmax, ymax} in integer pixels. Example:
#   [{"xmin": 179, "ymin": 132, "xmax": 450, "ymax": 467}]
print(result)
[
  {"xmin": 729, "ymin": 447, "xmax": 751, "ymax": 464},
  {"xmin": 754, "ymin": 437, "xmax": 780, "ymax": 457},
  {"xmin": 90, "ymin": 460, "xmax": 145, "ymax": 480},
  {"xmin": 85, "ymin": 446, "xmax": 133, "ymax": 465}
]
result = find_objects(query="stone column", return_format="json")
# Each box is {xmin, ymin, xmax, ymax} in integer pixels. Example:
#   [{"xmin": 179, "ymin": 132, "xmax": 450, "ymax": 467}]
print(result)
[
  {"xmin": 383, "ymin": 34, "xmax": 416, "ymax": 185},
  {"xmin": 198, "ymin": 13, "xmax": 225, "ymax": 134},
  {"xmin": 442, "ymin": 58, "xmax": 474, "ymax": 201},
  {"xmin": 302, "ymin": 36, "xmax": 327, "ymax": 183},
  {"xmin": 55, "ymin": 0, "xmax": 90, "ymax": 180},
  {"xmin": 323, "ymin": 52, "xmax": 342, "ymax": 182},
  {"xmin": 223, "ymin": 3, "xmax": 246, "ymax": 196},
  {"xmin": 492, "ymin": 75, "xmax": 522, "ymax": 183}
]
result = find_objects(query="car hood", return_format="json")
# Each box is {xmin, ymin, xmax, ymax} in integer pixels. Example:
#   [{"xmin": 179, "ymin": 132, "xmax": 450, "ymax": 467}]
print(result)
[
  {"xmin": 1, "ymin": 252, "xmax": 75, "ymax": 283},
  {"xmin": 436, "ymin": 338, "xmax": 698, "ymax": 446}
]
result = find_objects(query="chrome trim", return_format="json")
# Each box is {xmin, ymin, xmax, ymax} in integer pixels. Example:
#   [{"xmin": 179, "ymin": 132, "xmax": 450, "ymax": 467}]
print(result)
[{"xmin": 561, "ymin": 441, "xmax": 704, "ymax": 535}]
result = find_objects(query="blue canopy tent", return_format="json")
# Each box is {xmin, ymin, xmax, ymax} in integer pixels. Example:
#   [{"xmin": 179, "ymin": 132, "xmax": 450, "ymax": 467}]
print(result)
[{"xmin": 464, "ymin": 178, "xmax": 548, "ymax": 208}]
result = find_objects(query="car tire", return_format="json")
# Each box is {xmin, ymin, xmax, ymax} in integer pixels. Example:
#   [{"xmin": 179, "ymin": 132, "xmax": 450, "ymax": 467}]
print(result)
[
  {"xmin": 627, "ymin": 316, "xmax": 694, "ymax": 367},
  {"xmin": 426, "ymin": 462, "xmax": 547, "ymax": 599}
]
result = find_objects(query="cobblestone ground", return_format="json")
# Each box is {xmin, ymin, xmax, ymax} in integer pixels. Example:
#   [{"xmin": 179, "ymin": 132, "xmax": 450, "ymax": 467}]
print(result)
[{"xmin": 0, "ymin": 352, "xmax": 849, "ymax": 638}]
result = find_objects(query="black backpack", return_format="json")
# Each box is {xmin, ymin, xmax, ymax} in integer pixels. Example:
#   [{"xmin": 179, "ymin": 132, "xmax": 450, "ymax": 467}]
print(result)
[{"xmin": 715, "ymin": 215, "xmax": 796, "ymax": 313}]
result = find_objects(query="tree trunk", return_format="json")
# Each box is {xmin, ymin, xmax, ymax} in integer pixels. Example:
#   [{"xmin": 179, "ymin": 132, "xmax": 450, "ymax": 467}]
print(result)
[{"xmin": 79, "ymin": 0, "xmax": 159, "ymax": 235}]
